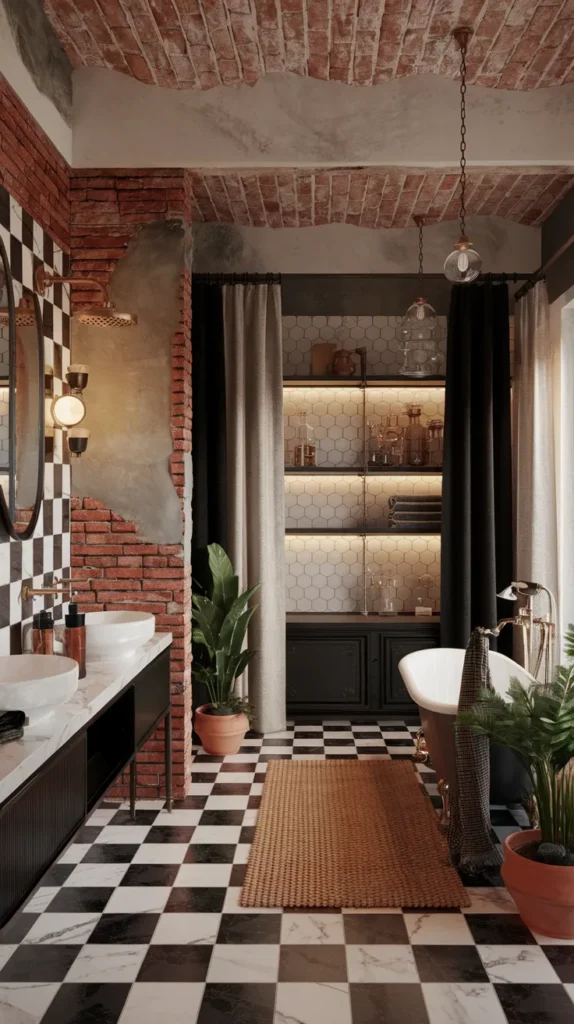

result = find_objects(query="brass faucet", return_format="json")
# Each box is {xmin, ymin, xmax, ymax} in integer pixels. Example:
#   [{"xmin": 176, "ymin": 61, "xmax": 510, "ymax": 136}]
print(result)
[{"xmin": 21, "ymin": 577, "xmax": 77, "ymax": 603}]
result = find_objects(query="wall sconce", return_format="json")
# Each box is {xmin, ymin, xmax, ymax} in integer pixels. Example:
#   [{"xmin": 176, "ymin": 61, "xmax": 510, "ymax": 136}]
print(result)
[
  {"xmin": 66, "ymin": 363, "xmax": 89, "ymax": 393},
  {"xmin": 51, "ymin": 394, "xmax": 86, "ymax": 428},
  {"xmin": 68, "ymin": 427, "xmax": 90, "ymax": 458}
]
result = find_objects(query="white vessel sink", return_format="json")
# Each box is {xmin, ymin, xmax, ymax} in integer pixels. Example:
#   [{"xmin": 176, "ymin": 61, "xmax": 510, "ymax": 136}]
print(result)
[
  {"xmin": 85, "ymin": 611, "xmax": 155, "ymax": 662},
  {"xmin": 0, "ymin": 655, "xmax": 79, "ymax": 725}
]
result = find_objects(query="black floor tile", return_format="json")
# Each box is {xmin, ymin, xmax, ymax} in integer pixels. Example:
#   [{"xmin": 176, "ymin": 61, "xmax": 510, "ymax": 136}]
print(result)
[
  {"xmin": 197, "ymin": 983, "xmax": 276, "ymax": 1024},
  {"xmin": 0, "ymin": 912, "xmax": 38, "ymax": 943},
  {"xmin": 229, "ymin": 864, "xmax": 248, "ymax": 886},
  {"xmin": 164, "ymin": 887, "xmax": 227, "ymax": 913},
  {"xmin": 219, "ymin": 762, "xmax": 257, "ymax": 774},
  {"xmin": 199, "ymin": 810, "xmax": 246, "ymax": 826},
  {"xmin": 171, "ymin": 795, "xmax": 208, "ymax": 810},
  {"xmin": 324, "ymin": 739, "xmax": 355, "ymax": 747},
  {"xmin": 144, "ymin": 826, "xmax": 195, "ymax": 844},
  {"xmin": 40, "ymin": 864, "xmax": 76, "ymax": 887},
  {"xmin": 541, "ymin": 946, "xmax": 574, "ymax": 983},
  {"xmin": 465, "ymin": 914, "xmax": 537, "ymax": 945},
  {"xmin": 357, "ymin": 746, "xmax": 389, "ymax": 754},
  {"xmin": 184, "ymin": 844, "xmax": 237, "ymax": 863},
  {"xmin": 120, "ymin": 864, "xmax": 179, "ymax": 887},
  {"xmin": 73, "ymin": 826, "xmax": 102, "ymax": 844},
  {"xmin": 47, "ymin": 888, "xmax": 114, "ymax": 914},
  {"xmin": 413, "ymin": 944, "xmax": 489, "ymax": 983},
  {"xmin": 293, "ymin": 746, "xmax": 325, "ymax": 754},
  {"xmin": 258, "ymin": 754, "xmax": 293, "ymax": 761},
  {"xmin": 456, "ymin": 866, "xmax": 504, "ymax": 887},
  {"xmin": 211, "ymin": 783, "xmax": 252, "ymax": 796},
  {"xmin": 326, "ymin": 754, "xmax": 358, "ymax": 759},
  {"xmin": 262, "ymin": 738, "xmax": 293, "ymax": 746},
  {"xmin": 344, "ymin": 913, "xmax": 409, "ymax": 944},
  {"xmin": 194, "ymin": 754, "xmax": 225, "ymax": 764},
  {"xmin": 109, "ymin": 809, "xmax": 160, "ymax": 827},
  {"xmin": 137, "ymin": 944, "xmax": 212, "ymax": 982},
  {"xmin": 490, "ymin": 808, "xmax": 522, "ymax": 826},
  {"xmin": 350, "ymin": 983, "xmax": 430, "ymax": 1024},
  {"xmin": 239, "ymin": 826, "xmax": 256, "ymax": 844},
  {"xmin": 87, "ymin": 913, "xmax": 160, "ymax": 945},
  {"xmin": 82, "ymin": 844, "xmax": 138, "ymax": 864},
  {"xmin": 0, "ymin": 944, "xmax": 79, "ymax": 982},
  {"xmin": 495, "ymin": 983, "xmax": 574, "ymax": 1023},
  {"xmin": 248, "ymin": 795, "xmax": 262, "ymax": 809},
  {"xmin": 216, "ymin": 913, "xmax": 282, "ymax": 944},
  {"xmin": 385, "ymin": 738, "xmax": 415, "ymax": 747},
  {"xmin": 40, "ymin": 982, "xmax": 130, "ymax": 1024},
  {"xmin": 279, "ymin": 944, "xmax": 348, "ymax": 982}
]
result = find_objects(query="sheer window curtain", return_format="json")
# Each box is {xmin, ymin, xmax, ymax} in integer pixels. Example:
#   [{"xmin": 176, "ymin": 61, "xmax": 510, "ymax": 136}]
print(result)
[
  {"xmin": 513, "ymin": 280, "xmax": 560, "ymax": 658},
  {"xmin": 223, "ymin": 282, "xmax": 286, "ymax": 734}
]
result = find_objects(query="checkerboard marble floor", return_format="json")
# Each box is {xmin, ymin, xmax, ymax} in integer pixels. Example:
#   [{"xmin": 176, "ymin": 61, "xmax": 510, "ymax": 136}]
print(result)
[{"xmin": 1, "ymin": 720, "xmax": 573, "ymax": 1023}]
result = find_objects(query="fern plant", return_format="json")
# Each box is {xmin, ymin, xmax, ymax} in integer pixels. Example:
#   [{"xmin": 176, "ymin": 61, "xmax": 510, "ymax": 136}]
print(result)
[
  {"xmin": 458, "ymin": 625, "xmax": 574, "ymax": 857},
  {"xmin": 192, "ymin": 544, "xmax": 260, "ymax": 717}
]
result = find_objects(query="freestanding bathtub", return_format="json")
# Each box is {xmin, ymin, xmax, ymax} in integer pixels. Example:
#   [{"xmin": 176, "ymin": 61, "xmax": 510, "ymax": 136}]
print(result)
[{"xmin": 399, "ymin": 647, "xmax": 536, "ymax": 805}]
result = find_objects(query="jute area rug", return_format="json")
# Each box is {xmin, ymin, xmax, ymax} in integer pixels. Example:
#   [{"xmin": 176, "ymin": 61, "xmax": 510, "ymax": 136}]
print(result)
[{"xmin": 240, "ymin": 759, "xmax": 470, "ymax": 908}]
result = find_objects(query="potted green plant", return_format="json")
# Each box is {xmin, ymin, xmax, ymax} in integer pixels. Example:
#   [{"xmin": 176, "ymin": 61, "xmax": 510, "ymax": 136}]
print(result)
[
  {"xmin": 458, "ymin": 626, "xmax": 574, "ymax": 938},
  {"xmin": 192, "ymin": 543, "xmax": 259, "ymax": 756}
]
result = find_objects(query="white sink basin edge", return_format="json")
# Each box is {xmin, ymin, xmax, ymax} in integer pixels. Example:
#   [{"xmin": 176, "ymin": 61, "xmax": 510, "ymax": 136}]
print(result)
[
  {"xmin": 85, "ymin": 611, "xmax": 156, "ymax": 663},
  {"xmin": 0, "ymin": 655, "xmax": 79, "ymax": 726}
]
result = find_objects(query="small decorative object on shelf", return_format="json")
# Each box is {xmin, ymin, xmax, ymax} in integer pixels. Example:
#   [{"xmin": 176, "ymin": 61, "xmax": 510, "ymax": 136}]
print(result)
[
  {"xmin": 427, "ymin": 418, "xmax": 444, "ymax": 468},
  {"xmin": 403, "ymin": 404, "xmax": 428, "ymax": 467},
  {"xmin": 408, "ymin": 574, "xmax": 435, "ymax": 615},
  {"xmin": 375, "ymin": 570, "xmax": 401, "ymax": 616},
  {"xmin": 293, "ymin": 408, "xmax": 316, "ymax": 467},
  {"xmin": 332, "ymin": 348, "xmax": 357, "ymax": 376},
  {"xmin": 311, "ymin": 342, "xmax": 336, "ymax": 376}
]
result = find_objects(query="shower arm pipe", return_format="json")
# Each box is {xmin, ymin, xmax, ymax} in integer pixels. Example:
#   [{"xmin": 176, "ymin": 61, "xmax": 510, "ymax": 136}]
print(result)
[{"xmin": 35, "ymin": 267, "xmax": 111, "ymax": 307}]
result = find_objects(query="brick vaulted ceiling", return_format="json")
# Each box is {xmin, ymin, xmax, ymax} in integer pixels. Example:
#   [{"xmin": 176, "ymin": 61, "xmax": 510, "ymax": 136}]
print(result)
[{"xmin": 43, "ymin": 0, "xmax": 574, "ymax": 91}]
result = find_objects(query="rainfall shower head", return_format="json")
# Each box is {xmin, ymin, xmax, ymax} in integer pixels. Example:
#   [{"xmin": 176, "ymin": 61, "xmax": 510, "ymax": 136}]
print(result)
[
  {"xmin": 35, "ymin": 266, "xmax": 137, "ymax": 328},
  {"xmin": 0, "ymin": 295, "xmax": 37, "ymax": 327}
]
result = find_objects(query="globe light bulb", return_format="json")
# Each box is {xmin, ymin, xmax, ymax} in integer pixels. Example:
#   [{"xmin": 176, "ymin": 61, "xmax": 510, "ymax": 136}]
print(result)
[{"xmin": 444, "ymin": 236, "xmax": 482, "ymax": 283}]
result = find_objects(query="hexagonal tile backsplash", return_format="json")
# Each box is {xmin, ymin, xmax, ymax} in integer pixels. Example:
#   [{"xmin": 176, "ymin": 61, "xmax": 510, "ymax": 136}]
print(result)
[
  {"xmin": 285, "ymin": 534, "xmax": 441, "ymax": 614},
  {"xmin": 285, "ymin": 474, "xmax": 442, "ymax": 529},
  {"xmin": 284, "ymin": 387, "xmax": 445, "ymax": 467},
  {"xmin": 283, "ymin": 315, "xmax": 447, "ymax": 377}
]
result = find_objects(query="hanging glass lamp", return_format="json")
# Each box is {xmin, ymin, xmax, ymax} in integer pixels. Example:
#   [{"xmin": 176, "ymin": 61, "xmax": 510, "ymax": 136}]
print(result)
[
  {"xmin": 444, "ymin": 27, "xmax": 482, "ymax": 284},
  {"xmin": 400, "ymin": 216, "xmax": 443, "ymax": 378}
]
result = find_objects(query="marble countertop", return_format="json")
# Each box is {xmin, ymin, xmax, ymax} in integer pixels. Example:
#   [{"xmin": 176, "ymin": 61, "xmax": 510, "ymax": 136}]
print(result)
[{"xmin": 0, "ymin": 631, "xmax": 172, "ymax": 806}]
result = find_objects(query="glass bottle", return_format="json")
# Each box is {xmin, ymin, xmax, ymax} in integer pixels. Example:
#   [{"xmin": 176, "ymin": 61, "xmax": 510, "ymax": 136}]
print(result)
[
  {"xmin": 377, "ymin": 570, "xmax": 401, "ymax": 616},
  {"xmin": 381, "ymin": 415, "xmax": 402, "ymax": 466},
  {"xmin": 293, "ymin": 409, "xmax": 316, "ymax": 467},
  {"xmin": 403, "ymin": 404, "xmax": 428, "ymax": 467},
  {"xmin": 427, "ymin": 418, "xmax": 444, "ymax": 468},
  {"xmin": 408, "ymin": 573, "xmax": 435, "ymax": 615}
]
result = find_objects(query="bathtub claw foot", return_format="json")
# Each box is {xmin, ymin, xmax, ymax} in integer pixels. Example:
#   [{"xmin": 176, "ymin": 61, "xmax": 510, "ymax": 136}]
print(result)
[{"xmin": 438, "ymin": 779, "xmax": 451, "ymax": 827}]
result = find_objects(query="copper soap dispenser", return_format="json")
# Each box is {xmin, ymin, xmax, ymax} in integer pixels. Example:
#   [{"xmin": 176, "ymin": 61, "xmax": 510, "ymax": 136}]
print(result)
[{"xmin": 64, "ymin": 602, "xmax": 86, "ymax": 679}]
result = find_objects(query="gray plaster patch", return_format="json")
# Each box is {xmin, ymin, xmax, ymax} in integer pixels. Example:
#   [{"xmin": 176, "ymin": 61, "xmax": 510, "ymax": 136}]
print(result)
[
  {"xmin": 72, "ymin": 220, "xmax": 190, "ymax": 545},
  {"xmin": 1, "ymin": 0, "xmax": 72, "ymax": 123}
]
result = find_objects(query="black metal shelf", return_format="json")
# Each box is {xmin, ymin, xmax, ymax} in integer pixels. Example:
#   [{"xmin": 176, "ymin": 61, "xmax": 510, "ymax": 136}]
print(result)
[
  {"xmin": 283, "ymin": 375, "xmax": 446, "ymax": 387},
  {"xmin": 285, "ymin": 465, "xmax": 442, "ymax": 474},
  {"xmin": 285, "ymin": 527, "xmax": 441, "ymax": 536}
]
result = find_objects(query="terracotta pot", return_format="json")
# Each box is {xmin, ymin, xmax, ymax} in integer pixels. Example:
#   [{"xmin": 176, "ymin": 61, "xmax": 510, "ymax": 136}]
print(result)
[
  {"xmin": 501, "ymin": 829, "xmax": 574, "ymax": 938},
  {"xmin": 194, "ymin": 704, "xmax": 249, "ymax": 756}
]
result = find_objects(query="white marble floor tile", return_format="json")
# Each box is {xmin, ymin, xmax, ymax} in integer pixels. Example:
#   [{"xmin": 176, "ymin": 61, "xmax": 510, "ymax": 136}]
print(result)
[
  {"xmin": 86, "ymin": 808, "xmax": 118, "ymax": 826},
  {"xmin": 204, "ymin": 796, "xmax": 250, "ymax": 810},
  {"xmin": 118, "ymin": 801, "xmax": 164, "ymax": 810},
  {"xmin": 57, "ymin": 844, "xmax": 90, "ymax": 864},
  {"xmin": 274, "ymin": 982, "xmax": 352, "ymax": 1024},
  {"xmin": 243, "ymin": 809, "xmax": 259, "ymax": 825},
  {"xmin": 131, "ymin": 844, "xmax": 189, "ymax": 865},
  {"xmin": 190, "ymin": 763, "xmax": 223, "ymax": 774},
  {"xmin": 358, "ymin": 753, "xmax": 391, "ymax": 760},
  {"xmin": 153, "ymin": 810, "xmax": 203, "ymax": 827},
  {"xmin": 95, "ymin": 826, "xmax": 151, "ymax": 845},
  {"xmin": 105, "ymin": 887, "xmax": 171, "ymax": 915},
  {"xmin": 223, "ymin": 753, "xmax": 261, "ymax": 763},
  {"xmin": 63, "ymin": 863, "xmax": 128, "ymax": 888},
  {"xmin": 281, "ymin": 913, "xmax": 345, "ymax": 945},
  {"xmin": 354, "ymin": 738, "xmax": 386, "ymax": 747},
  {"xmin": 210, "ymin": 772, "xmax": 254, "ymax": 785},
  {"xmin": 422, "ymin": 982, "xmax": 508, "ymax": 1024},
  {"xmin": 478, "ymin": 944, "xmax": 561, "ymax": 983},
  {"xmin": 0, "ymin": 982, "xmax": 60, "ymax": 1024},
  {"xmin": 383, "ymin": 746, "xmax": 417, "ymax": 756},
  {"xmin": 462, "ymin": 888, "xmax": 518, "ymax": 914},
  {"xmin": 293, "ymin": 754, "xmax": 328, "ymax": 760},
  {"xmin": 564, "ymin": 984, "xmax": 574, "ymax": 1004},
  {"xmin": 207, "ymin": 943, "xmax": 280, "ymax": 983},
  {"xmin": 189, "ymin": 783, "xmax": 215, "ymax": 794},
  {"xmin": 405, "ymin": 913, "xmax": 474, "ymax": 945},
  {"xmin": 23, "ymin": 914, "xmax": 98, "ymax": 946},
  {"xmin": 531, "ymin": 932, "xmax": 574, "ymax": 945},
  {"xmin": 233, "ymin": 844, "xmax": 251, "ymax": 864},
  {"xmin": 0, "ymin": 947, "xmax": 18, "ymax": 972},
  {"xmin": 267, "ymin": 731, "xmax": 296, "ymax": 739},
  {"xmin": 190, "ymin": 826, "xmax": 242, "ymax": 845},
  {"xmin": 325, "ymin": 747, "xmax": 359, "ymax": 755},
  {"xmin": 261, "ymin": 747, "xmax": 296, "ymax": 755},
  {"xmin": 222, "ymin": 888, "xmax": 279, "ymax": 914},
  {"xmin": 22, "ymin": 888, "xmax": 59, "ymax": 914},
  {"xmin": 345, "ymin": 944, "xmax": 419, "ymax": 983},
  {"xmin": 250, "ymin": 782, "xmax": 264, "ymax": 795},
  {"xmin": 151, "ymin": 913, "xmax": 221, "ymax": 945},
  {"xmin": 65, "ymin": 944, "xmax": 147, "ymax": 984},
  {"xmin": 174, "ymin": 864, "xmax": 232, "ymax": 888},
  {"xmin": 342, "ymin": 908, "xmax": 400, "ymax": 915},
  {"xmin": 118, "ymin": 982, "xmax": 204, "ymax": 1024}
]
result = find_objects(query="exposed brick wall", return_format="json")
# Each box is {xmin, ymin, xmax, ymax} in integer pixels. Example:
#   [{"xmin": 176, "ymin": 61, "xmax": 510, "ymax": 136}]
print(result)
[
  {"xmin": 70, "ymin": 169, "xmax": 193, "ymax": 799},
  {"xmin": 188, "ymin": 167, "xmax": 574, "ymax": 230},
  {"xmin": 0, "ymin": 73, "xmax": 69, "ymax": 251},
  {"xmin": 42, "ymin": 0, "xmax": 574, "ymax": 90}
]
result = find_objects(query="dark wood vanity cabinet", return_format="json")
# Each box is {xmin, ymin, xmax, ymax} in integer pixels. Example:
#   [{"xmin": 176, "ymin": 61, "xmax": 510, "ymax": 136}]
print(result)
[
  {"xmin": 0, "ymin": 647, "xmax": 171, "ymax": 928},
  {"xmin": 286, "ymin": 617, "xmax": 439, "ymax": 719}
]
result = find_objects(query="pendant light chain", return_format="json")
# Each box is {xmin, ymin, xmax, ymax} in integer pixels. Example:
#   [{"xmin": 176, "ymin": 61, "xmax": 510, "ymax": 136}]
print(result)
[{"xmin": 459, "ymin": 32, "xmax": 468, "ymax": 239}]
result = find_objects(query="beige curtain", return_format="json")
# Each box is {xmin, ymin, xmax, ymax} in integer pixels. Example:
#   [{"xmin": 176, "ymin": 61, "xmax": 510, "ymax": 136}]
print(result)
[
  {"xmin": 513, "ymin": 280, "xmax": 560, "ymax": 659},
  {"xmin": 223, "ymin": 282, "xmax": 286, "ymax": 734}
]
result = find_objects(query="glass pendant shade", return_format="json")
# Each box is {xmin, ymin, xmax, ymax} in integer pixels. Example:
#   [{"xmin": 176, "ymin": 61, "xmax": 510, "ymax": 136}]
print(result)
[
  {"xmin": 444, "ymin": 238, "xmax": 482, "ymax": 283},
  {"xmin": 399, "ymin": 297, "xmax": 443, "ymax": 378}
]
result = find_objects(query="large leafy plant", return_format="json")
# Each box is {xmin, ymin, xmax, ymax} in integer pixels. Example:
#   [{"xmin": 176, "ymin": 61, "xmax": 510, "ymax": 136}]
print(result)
[
  {"xmin": 192, "ymin": 544, "xmax": 260, "ymax": 717},
  {"xmin": 458, "ymin": 625, "xmax": 574, "ymax": 860}
]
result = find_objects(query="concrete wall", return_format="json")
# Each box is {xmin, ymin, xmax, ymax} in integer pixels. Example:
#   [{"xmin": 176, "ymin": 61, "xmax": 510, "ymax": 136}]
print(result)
[
  {"xmin": 72, "ymin": 69, "xmax": 574, "ymax": 169},
  {"xmin": 543, "ymin": 187, "xmax": 574, "ymax": 303},
  {"xmin": 72, "ymin": 221, "xmax": 189, "ymax": 544},
  {"xmin": 193, "ymin": 216, "xmax": 541, "ymax": 277}
]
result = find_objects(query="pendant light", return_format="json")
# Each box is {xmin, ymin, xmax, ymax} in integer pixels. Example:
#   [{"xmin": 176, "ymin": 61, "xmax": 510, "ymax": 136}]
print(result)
[
  {"xmin": 444, "ymin": 26, "xmax": 482, "ymax": 284},
  {"xmin": 400, "ymin": 216, "xmax": 443, "ymax": 378}
]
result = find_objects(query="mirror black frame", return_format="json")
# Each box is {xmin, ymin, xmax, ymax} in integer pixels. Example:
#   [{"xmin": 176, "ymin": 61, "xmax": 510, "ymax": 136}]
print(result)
[{"xmin": 0, "ymin": 234, "xmax": 45, "ymax": 541}]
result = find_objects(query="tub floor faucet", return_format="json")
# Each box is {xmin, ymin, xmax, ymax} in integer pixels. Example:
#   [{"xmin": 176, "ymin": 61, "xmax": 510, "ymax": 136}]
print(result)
[{"xmin": 483, "ymin": 581, "xmax": 556, "ymax": 685}]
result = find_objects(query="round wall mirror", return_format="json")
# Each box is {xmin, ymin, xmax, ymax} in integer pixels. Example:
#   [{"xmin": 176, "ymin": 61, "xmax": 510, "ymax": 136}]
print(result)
[{"xmin": 0, "ymin": 236, "xmax": 45, "ymax": 540}]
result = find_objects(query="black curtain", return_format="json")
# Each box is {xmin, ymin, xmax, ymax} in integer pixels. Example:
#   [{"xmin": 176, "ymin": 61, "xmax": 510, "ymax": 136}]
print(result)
[
  {"xmin": 441, "ymin": 281, "xmax": 513, "ymax": 652},
  {"xmin": 191, "ymin": 279, "xmax": 228, "ymax": 593}
]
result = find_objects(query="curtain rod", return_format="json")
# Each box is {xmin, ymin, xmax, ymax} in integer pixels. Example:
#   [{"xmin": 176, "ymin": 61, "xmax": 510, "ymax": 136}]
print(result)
[
  {"xmin": 192, "ymin": 272, "xmax": 281, "ymax": 284},
  {"xmin": 514, "ymin": 228, "xmax": 574, "ymax": 302}
]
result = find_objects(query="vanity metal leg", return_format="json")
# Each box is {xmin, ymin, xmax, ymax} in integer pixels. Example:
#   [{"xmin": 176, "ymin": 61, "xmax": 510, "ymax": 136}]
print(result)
[
  {"xmin": 165, "ymin": 710, "xmax": 173, "ymax": 812},
  {"xmin": 129, "ymin": 759, "xmax": 136, "ymax": 820}
]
